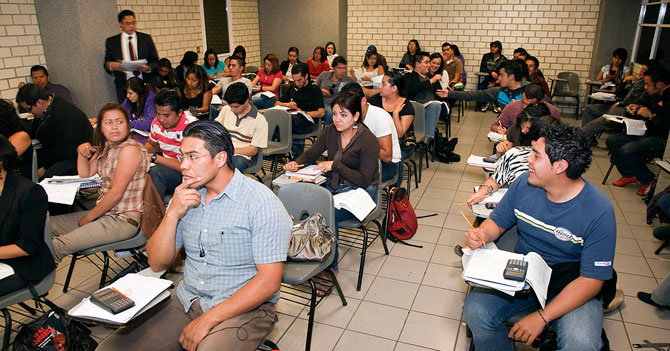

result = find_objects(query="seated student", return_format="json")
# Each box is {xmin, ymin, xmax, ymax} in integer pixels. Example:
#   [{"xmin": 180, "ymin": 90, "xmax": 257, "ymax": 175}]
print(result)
[
  {"xmin": 467, "ymin": 116, "xmax": 559, "ymax": 206},
  {"xmin": 307, "ymin": 46, "xmax": 330, "ymax": 79},
  {"xmin": 16, "ymin": 84, "xmax": 92, "ymax": 179},
  {"xmin": 342, "ymin": 83, "xmax": 400, "ymax": 182},
  {"xmin": 496, "ymin": 103, "xmax": 551, "ymax": 153},
  {"xmin": 490, "ymin": 83, "xmax": 560, "ymax": 134},
  {"xmin": 50, "ymin": 103, "xmax": 149, "ymax": 264},
  {"xmin": 513, "ymin": 47, "xmax": 528, "ymax": 60},
  {"xmin": 18, "ymin": 65, "xmax": 72, "ymax": 104},
  {"xmin": 442, "ymin": 42, "xmax": 463, "ymax": 85},
  {"xmin": 463, "ymin": 124, "xmax": 616, "ymax": 351},
  {"xmin": 175, "ymin": 51, "xmax": 198, "ymax": 87},
  {"xmin": 180, "ymin": 65, "xmax": 212, "ymax": 120},
  {"xmin": 350, "ymin": 51, "xmax": 384, "ymax": 85},
  {"xmin": 97, "ymin": 121, "xmax": 292, "ymax": 351},
  {"xmin": 638, "ymin": 193, "xmax": 670, "ymax": 309},
  {"xmin": 366, "ymin": 45, "xmax": 388, "ymax": 73},
  {"xmin": 478, "ymin": 40, "xmax": 508, "ymax": 112},
  {"xmin": 276, "ymin": 63, "xmax": 325, "ymax": 157},
  {"xmin": 215, "ymin": 82, "xmax": 267, "ymax": 172},
  {"xmin": 596, "ymin": 48, "xmax": 632, "ymax": 85},
  {"xmin": 223, "ymin": 45, "xmax": 247, "ymax": 76},
  {"xmin": 452, "ymin": 44, "xmax": 467, "ymax": 84},
  {"xmin": 606, "ymin": 65, "xmax": 670, "ymax": 196},
  {"xmin": 525, "ymin": 56, "xmax": 551, "ymax": 98},
  {"xmin": 0, "ymin": 99, "xmax": 33, "ymax": 178},
  {"xmin": 401, "ymin": 51, "xmax": 449, "ymax": 140},
  {"xmin": 400, "ymin": 39, "xmax": 420, "ymax": 70},
  {"xmin": 445, "ymin": 59, "xmax": 527, "ymax": 116},
  {"xmin": 316, "ymin": 56, "xmax": 356, "ymax": 124},
  {"xmin": 201, "ymin": 48, "xmax": 226, "ymax": 79},
  {"xmin": 581, "ymin": 60, "xmax": 658, "ymax": 142},
  {"xmin": 369, "ymin": 72, "xmax": 415, "ymax": 187},
  {"xmin": 153, "ymin": 58, "xmax": 180, "ymax": 90},
  {"xmin": 0, "ymin": 135, "xmax": 54, "ymax": 295},
  {"xmin": 212, "ymin": 56, "xmax": 253, "ymax": 98},
  {"xmin": 250, "ymin": 54, "xmax": 283, "ymax": 109},
  {"xmin": 121, "ymin": 77, "xmax": 156, "ymax": 144},
  {"xmin": 325, "ymin": 41, "xmax": 339, "ymax": 67},
  {"xmin": 284, "ymin": 93, "xmax": 379, "ymax": 271},
  {"xmin": 428, "ymin": 53, "xmax": 450, "ymax": 91},
  {"xmin": 146, "ymin": 89, "xmax": 197, "ymax": 198},
  {"xmin": 280, "ymin": 46, "xmax": 301, "ymax": 80}
]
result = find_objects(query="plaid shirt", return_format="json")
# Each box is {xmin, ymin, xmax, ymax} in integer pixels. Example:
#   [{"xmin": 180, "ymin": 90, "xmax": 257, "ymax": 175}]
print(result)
[
  {"xmin": 96, "ymin": 138, "xmax": 149, "ymax": 214},
  {"xmin": 175, "ymin": 170, "xmax": 292, "ymax": 313}
]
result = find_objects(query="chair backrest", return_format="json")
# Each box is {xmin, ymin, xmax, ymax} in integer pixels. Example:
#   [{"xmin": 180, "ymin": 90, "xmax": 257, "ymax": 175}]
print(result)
[
  {"xmin": 366, "ymin": 160, "xmax": 383, "ymax": 221},
  {"xmin": 44, "ymin": 213, "xmax": 54, "ymax": 257},
  {"xmin": 244, "ymin": 148, "xmax": 263, "ymax": 175},
  {"xmin": 264, "ymin": 109, "xmax": 292, "ymax": 151},
  {"xmin": 555, "ymin": 72, "xmax": 580, "ymax": 94},
  {"xmin": 246, "ymin": 65, "xmax": 259, "ymax": 74},
  {"xmin": 278, "ymin": 183, "xmax": 335, "ymax": 230},
  {"xmin": 31, "ymin": 147, "xmax": 38, "ymax": 183},
  {"xmin": 410, "ymin": 101, "xmax": 426, "ymax": 143}
]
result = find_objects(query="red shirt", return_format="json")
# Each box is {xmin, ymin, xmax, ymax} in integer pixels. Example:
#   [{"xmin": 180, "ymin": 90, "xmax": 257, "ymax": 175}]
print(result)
[
  {"xmin": 307, "ymin": 58, "xmax": 330, "ymax": 79},
  {"xmin": 257, "ymin": 69, "xmax": 283, "ymax": 96}
]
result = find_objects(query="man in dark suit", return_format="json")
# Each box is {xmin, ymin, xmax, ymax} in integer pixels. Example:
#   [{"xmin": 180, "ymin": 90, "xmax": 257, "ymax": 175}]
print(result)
[{"xmin": 104, "ymin": 9, "xmax": 159, "ymax": 102}]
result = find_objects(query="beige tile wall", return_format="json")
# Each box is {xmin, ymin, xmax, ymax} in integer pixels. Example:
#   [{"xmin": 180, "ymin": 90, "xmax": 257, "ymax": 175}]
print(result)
[
  {"xmin": 117, "ymin": 0, "xmax": 260, "ymax": 68},
  {"xmin": 346, "ymin": 0, "xmax": 601, "ymax": 113},
  {"xmin": 0, "ymin": 0, "xmax": 44, "ymax": 100}
]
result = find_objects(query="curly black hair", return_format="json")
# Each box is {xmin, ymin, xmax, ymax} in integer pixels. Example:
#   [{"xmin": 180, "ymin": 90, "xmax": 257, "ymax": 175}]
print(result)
[
  {"xmin": 0, "ymin": 99, "xmax": 25, "ymax": 139},
  {"xmin": 541, "ymin": 124, "xmax": 592, "ymax": 179}
]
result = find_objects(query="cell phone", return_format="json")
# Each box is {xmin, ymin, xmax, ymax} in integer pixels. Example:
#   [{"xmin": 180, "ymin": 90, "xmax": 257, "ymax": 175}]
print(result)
[{"xmin": 503, "ymin": 259, "xmax": 528, "ymax": 282}]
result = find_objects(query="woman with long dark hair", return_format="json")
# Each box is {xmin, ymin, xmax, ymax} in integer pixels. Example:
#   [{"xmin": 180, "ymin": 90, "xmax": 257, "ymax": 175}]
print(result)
[
  {"xmin": 121, "ymin": 77, "xmax": 156, "ymax": 144},
  {"xmin": 202, "ymin": 48, "xmax": 226, "ymax": 79},
  {"xmin": 399, "ymin": 39, "xmax": 421, "ymax": 70},
  {"xmin": 180, "ymin": 65, "xmax": 212, "ymax": 119},
  {"xmin": 251, "ymin": 54, "xmax": 283, "ymax": 109},
  {"xmin": 0, "ymin": 99, "xmax": 32, "ymax": 178},
  {"xmin": 307, "ymin": 46, "xmax": 330, "ymax": 78}
]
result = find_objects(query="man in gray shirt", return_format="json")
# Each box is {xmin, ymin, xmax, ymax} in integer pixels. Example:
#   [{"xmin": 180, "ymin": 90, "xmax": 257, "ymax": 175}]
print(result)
[{"xmin": 315, "ymin": 56, "xmax": 356, "ymax": 124}]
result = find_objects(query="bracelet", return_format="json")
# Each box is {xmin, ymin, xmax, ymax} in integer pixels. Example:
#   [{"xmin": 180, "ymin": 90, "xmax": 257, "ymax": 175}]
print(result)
[
  {"xmin": 479, "ymin": 184, "xmax": 494, "ymax": 195},
  {"xmin": 537, "ymin": 310, "xmax": 548, "ymax": 324}
]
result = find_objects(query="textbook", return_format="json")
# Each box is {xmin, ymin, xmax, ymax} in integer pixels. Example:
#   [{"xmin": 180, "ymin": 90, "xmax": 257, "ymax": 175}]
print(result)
[
  {"xmin": 467, "ymin": 155, "xmax": 497, "ymax": 170},
  {"xmin": 333, "ymin": 188, "xmax": 376, "ymax": 221},
  {"xmin": 461, "ymin": 245, "xmax": 552, "ymax": 308},
  {"xmin": 487, "ymin": 131, "xmax": 504, "ymax": 143}
]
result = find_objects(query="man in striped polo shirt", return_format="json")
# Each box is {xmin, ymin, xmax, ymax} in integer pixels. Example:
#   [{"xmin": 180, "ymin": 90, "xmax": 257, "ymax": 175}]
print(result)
[{"xmin": 146, "ymin": 88, "xmax": 197, "ymax": 197}]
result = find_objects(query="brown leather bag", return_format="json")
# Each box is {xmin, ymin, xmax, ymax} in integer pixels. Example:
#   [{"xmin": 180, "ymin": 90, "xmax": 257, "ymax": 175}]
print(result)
[{"xmin": 140, "ymin": 175, "xmax": 166, "ymax": 238}]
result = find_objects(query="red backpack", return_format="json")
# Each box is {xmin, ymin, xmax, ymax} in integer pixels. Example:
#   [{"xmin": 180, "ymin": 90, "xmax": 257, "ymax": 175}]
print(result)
[{"xmin": 387, "ymin": 187, "xmax": 418, "ymax": 240}]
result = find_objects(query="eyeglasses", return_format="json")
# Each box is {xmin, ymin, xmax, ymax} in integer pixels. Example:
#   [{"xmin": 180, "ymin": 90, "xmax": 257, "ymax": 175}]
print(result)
[{"xmin": 177, "ymin": 151, "xmax": 207, "ymax": 162}]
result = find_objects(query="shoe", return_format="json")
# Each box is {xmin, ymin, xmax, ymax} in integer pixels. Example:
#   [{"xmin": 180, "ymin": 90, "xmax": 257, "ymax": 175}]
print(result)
[
  {"xmin": 588, "ymin": 136, "xmax": 598, "ymax": 148},
  {"xmin": 480, "ymin": 103, "xmax": 489, "ymax": 112},
  {"xmin": 637, "ymin": 183, "xmax": 651, "ymax": 196},
  {"xmin": 493, "ymin": 105, "xmax": 502, "ymax": 113},
  {"xmin": 612, "ymin": 176, "xmax": 637, "ymax": 187},
  {"xmin": 604, "ymin": 283, "xmax": 624, "ymax": 313},
  {"xmin": 637, "ymin": 292, "xmax": 670, "ymax": 309}
]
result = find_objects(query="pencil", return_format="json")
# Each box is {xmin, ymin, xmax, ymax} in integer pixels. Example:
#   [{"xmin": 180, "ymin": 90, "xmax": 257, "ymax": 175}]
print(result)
[
  {"xmin": 459, "ymin": 210, "xmax": 486, "ymax": 247},
  {"xmin": 459, "ymin": 194, "xmax": 487, "ymax": 206},
  {"xmin": 111, "ymin": 287, "xmax": 131, "ymax": 300}
]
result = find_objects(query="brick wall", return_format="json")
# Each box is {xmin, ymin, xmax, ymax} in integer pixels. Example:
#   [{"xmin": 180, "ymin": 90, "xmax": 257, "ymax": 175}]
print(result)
[
  {"xmin": 117, "ymin": 0, "xmax": 260, "ymax": 68},
  {"xmin": 0, "ymin": 0, "xmax": 44, "ymax": 100},
  {"xmin": 347, "ymin": 0, "xmax": 601, "ymax": 114}
]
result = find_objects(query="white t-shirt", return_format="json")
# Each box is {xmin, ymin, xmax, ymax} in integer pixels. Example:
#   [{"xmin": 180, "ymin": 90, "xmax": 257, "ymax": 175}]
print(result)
[{"xmin": 363, "ymin": 104, "xmax": 401, "ymax": 163}]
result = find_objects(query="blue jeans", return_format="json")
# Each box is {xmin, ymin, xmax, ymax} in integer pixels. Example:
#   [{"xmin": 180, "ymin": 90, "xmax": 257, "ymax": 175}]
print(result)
[
  {"xmin": 210, "ymin": 103, "xmax": 222, "ymax": 120},
  {"xmin": 605, "ymin": 133, "xmax": 666, "ymax": 184},
  {"xmin": 251, "ymin": 94, "xmax": 277, "ymax": 110},
  {"xmin": 424, "ymin": 102, "xmax": 441, "ymax": 140},
  {"xmin": 381, "ymin": 161, "xmax": 399, "ymax": 182},
  {"xmin": 397, "ymin": 148, "xmax": 415, "ymax": 188},
  {"xmin": 149, "ymin": 165, "xmax": 182, "ymax": 198},
  {"xmin": 324, "ymin": 183, "xmax": 379, "ymax": 270},
  {"xmin": 233, "ymin": 155, "xmax": 251, "ymax": 173},
  {"xmin": 463, "ymin": 288, "xmax": 603, "ymax": 351},
  {"xmin": 323, "ymin": 105, "xmax": 333, "ymax": 125}
]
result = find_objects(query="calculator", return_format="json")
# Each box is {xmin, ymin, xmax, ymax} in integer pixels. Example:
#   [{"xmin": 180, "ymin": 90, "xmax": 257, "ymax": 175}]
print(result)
[
  {"xmin": 90, "ymin": 288, "xmax": 135, "ymax": 314},
  {"xmin": 503, "ymin": 259, "xmax": 528, "ymax": 282}
]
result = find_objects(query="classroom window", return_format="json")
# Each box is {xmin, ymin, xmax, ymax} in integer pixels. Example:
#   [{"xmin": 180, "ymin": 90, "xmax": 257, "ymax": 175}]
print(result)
[{"xmin": 200, "ymin": 0, "xmax": 233, "ymax": 57}]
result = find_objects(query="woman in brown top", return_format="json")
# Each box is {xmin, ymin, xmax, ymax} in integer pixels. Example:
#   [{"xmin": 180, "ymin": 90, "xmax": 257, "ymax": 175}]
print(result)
[
  {"xmin": 50, "ymin": 103, "xmax": 149, "ymax": 263},
  {"xmin": 284, "ymin": 92, "xmax": 379, "ymax": 271}
]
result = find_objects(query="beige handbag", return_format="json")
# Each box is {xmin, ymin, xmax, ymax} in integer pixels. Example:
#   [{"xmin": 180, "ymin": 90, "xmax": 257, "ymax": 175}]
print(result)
[{"xmin": 287, "ymin": 213, "xmax": 336, "ymax": 262}]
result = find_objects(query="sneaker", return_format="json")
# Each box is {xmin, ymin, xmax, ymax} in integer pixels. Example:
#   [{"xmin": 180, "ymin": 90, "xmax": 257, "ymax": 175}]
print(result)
[
  {"xmin": 493, "ymin": 105, "xmax": 502, "ymax": 113},
  {"xmin": 637, "ymin": 183, "xmax": 651, "ymax": 196},
  {"xmin": 637, "ymin": 292, "xmax": 670, "ymax": 309},
  {"xmin": 480, "ymin": 103, "xmax": 489, "ymax": 112},
  {"xmin": 612, "ymin": 176, "xmax": 637, "ymax": 187}
]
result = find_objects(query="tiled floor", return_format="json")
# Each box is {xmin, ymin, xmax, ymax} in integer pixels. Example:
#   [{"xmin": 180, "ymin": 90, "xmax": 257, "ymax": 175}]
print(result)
[{"xmin": 3, "ymin": 108, "xmax": 670, "ymax": 350}]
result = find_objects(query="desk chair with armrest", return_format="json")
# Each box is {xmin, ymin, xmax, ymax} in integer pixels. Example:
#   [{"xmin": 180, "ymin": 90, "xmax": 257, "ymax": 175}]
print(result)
[
  {"xmin": 263, "ymin": 109, "xmax": 292, "ymax": 183},
  {"xmin": 550, "ymin": 72, "xmax": 580, "ymax": 118},
  {"xmin": 410, "ymin": 101, "xmax": 429, "ymax": 183},
  {"xmin": 243, "ymin": 148, "xmax": 264, "ymax": 183}
]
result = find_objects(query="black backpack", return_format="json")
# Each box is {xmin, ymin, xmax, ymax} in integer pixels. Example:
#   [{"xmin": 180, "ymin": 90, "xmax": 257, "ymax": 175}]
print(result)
[
  {"xmin": 433, "ymin": 132, "xmax": 460, "ymax": 163},
  {"xmin": 13, "ymin": 307, "xmax": 97, "ymax": 351}
]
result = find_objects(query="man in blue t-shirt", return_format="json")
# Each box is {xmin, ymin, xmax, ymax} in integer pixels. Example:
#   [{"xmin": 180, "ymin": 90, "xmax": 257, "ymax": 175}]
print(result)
[{"xmin": 462, "ymin": 124, "xmax": 616, "ymax": 351}]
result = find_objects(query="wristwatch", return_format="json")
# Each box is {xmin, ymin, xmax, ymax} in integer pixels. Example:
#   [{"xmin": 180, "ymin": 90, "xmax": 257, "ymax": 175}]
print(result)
[
  {"xmin": 151, "ymin": 154, "xmax": 157, "ymax": 163},
  {"xmin": 480, "ymin": 184, "xmax": 494, "ymax": 195}
]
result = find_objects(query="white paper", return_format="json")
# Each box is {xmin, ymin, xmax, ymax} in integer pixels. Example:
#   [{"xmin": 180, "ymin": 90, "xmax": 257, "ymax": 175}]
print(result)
[
  {"xmin": 0, "ymin": 262, "xmax": 15, "ymax": 280},
  {"xmin": 472, "ymin": 188, "xmax": 508, "ymax": 204},
  {"xmin": 467, "ymin": 155, "xmax": 497, "ymax": 170},
  {"xmin": 285, "ymin": 164, "xmax": 322, "ymax": 177},
  {"xmin": 271, "ymin": 105, "xmax": 291, "ymax": 111},
  {"xmin": 333, "ymin": 188, "xmax": 376, "ymax": 221},
  {"xmin": 291, "ymin": 111, "xmax": 314, "ymax": 124},
  {"xmin": 624, "ymin": 119, "xmax": 647, "ymax": 136},
  {"xmin": 523, "ymin": 252, "xmax": 552, "ymax": 308},
  {"xmin": 211, "ymin": 94, "xmax": 223, "ymax": 105},
  {"xmin": 261, "ymin": 91, "xmax": 276, "ymax": 99},
  {"xmin": 120, "ymin": 59, "xmax": 148, "ymax": 72},
  {"xmin": 39, "ymin": 180, "xmax": 80, "ymax": 205},
  {"xmin": 68, "ymin": 273, "xmax": 172, "ymax": 324},
  {"xmin": 487, "ymin": 131, "xmax": 504, "ymax": 143},
  {"xmin": 130, "ymin": 128, "xmax": 150, "ymax": 137},
  {"xmin": 371, "ymin": 75, "xmax": 383, "ymax": 85},
  {"xmin": 352, "ymin": 68, "xmax": 364, "ymax": 79},
  {"xmin": 602, "ymin": 114, "xmax": 625, "ymax": 123},
  {"xmin": 46, "ymin": 175, "xmax": 100, "ymax": 184}
]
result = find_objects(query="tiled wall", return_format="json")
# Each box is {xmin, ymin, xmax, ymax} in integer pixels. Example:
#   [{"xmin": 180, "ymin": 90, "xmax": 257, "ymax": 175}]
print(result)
[
  {"xmin": 117, "ymin": 0, "xmax": 261, "ymax": 68},
  {"xmin": 0, "ymin": 0, "xmax": 44, "ymax": 100},
  {"xmin": 347, "ymin": 0, "xmax": 601, "ymax": 113}
]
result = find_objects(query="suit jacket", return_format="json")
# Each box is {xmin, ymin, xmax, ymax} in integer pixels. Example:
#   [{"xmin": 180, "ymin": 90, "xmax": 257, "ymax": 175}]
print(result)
[
  {"xmin": 104, "ymin": 31, "xmax": 159, "ymax": 89},
  {"xmin": 0, "ymin": 171, "xmax": 54, "ymax": 282}
]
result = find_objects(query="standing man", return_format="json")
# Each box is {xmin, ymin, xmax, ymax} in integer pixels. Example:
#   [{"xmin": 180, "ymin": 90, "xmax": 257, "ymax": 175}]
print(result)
[
  {"xmin": 463, "ymin": 124, "xmax": 616, "ymax": 351},
  {"xmin": 104, "ymin": 9, "xmax": 159, "ymax": 102},
  {"xmin": 315, "ymin": 56, "xmax": 356, "ymax": 124},
  {"xmin": 98, "ymin": 120, "xmax": 292, "ymax": 351}
]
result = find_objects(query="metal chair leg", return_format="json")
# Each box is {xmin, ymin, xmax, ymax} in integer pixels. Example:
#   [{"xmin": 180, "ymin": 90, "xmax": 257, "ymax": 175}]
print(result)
[
  {"xmin": 3, "ymin": 308, "xmax": 11, "ymax": 351},
  {"xmin": 357, "ymin": 226, "xmax": 368, "ymax": 291},
  {"xmin": 63, "ymin": 253, "xmax": 79, "ymax": 292},
  {"xmin": 99, "ymin": 252, "xmax": 110, "ymax": 289},
  {"xmin": 602, "ymin": 163, "xmax": 615, "ymax": 185},
  {"xmin": 305, "ymin": 278, "xmax": 317, "ymax": 351},
  {"xmin": 373, "ymin": 219, "xmax": 389, "ymax": 255},
  {"xmin": 655, "ymin": 241, "xmax": 670, "ymax": 255},
  {"xmin": 324, "ymin": 270, "xmax": 348, "ymax": 306}
]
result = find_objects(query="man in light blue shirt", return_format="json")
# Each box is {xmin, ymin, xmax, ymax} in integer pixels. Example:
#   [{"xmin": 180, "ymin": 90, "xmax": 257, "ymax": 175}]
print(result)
[{"xmin": 99, "ymin": 120, "xmax": 292, "ymax": 351}]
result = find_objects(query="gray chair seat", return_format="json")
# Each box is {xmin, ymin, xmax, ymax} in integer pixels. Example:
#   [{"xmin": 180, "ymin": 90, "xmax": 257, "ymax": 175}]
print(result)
[
  {"xmin": 282, "ymin": 247, "xmax": 335, "ymax": 285},
  {"xmin": 79, "ymin": 231, "xmax": 147, "ymax": 255}
]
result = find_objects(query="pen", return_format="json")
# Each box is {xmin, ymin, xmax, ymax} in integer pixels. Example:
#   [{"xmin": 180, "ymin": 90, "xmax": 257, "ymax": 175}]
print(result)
[{"xmin": 460, "ymin": 210, "xmax": 486, "ymax": 247}]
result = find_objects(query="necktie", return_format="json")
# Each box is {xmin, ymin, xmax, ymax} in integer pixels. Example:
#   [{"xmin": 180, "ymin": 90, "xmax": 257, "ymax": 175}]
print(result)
[{"xmin": 128, "ymin": 36, "xmax": 140, "ymax": 77}]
